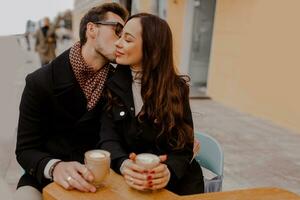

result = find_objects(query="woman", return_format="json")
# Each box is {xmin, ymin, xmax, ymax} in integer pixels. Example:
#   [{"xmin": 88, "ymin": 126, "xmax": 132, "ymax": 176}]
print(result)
[{"xmin": 100, "ymin": 13, "xmax": 204, "ymax": 195}]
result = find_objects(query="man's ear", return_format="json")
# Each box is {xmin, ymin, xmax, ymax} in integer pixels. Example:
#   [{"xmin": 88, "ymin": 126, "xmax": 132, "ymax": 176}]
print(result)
[{"xmin": 86, "ymin": 22, "xmax": 97, "ymax": 40}]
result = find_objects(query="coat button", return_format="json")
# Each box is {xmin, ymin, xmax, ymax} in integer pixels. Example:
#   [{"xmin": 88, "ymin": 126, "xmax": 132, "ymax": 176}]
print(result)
[
  {"xmin": 130, "ymin": 107, "xmax": 134, "ymax": 111},
  {"xmin": 120, "ymin": 111, "xmax": 125, "ymax": 116}
]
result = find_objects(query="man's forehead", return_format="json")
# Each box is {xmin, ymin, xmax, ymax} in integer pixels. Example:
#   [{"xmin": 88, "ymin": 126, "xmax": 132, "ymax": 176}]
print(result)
[{"xmin": 104, "ymin": 11, "xmax": 125, "ymax": 25}]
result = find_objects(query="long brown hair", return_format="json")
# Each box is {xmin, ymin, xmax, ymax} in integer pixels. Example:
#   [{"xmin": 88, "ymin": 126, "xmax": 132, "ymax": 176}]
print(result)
[
  {"xmin": 129, "ymin": 13, "xmax": 193, "ymax": 150},
  {"xmin": 106, "ymin": 13, "xmax": 193, "ymax": 150}
]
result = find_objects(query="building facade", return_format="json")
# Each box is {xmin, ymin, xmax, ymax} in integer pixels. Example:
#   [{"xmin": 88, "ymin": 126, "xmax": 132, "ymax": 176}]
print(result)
[{"xmin": 73, "ymin": 0, "xmax": 300, "ymax": 133}]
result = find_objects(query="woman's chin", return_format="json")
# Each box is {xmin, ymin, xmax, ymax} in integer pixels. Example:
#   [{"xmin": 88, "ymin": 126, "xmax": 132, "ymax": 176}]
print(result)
[{"xmin": 116, "ymin": 58, "xmax": 128, "ymax": 65}]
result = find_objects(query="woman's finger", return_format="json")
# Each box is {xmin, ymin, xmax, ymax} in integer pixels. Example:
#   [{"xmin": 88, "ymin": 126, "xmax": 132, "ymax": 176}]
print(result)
[
  {"xmin": 129, "ymin": 152, "xmax": 137, "ymax": 161},
  {"xmin": 149, "ymin": 169, "xmax": 169, "ymax": 179},
  {"xmin": 149, "ymin": 163, "xmax": 166, "ymax": 173},
  {"xmin": 124, "ymin": 159, "xmax": 146, "ymax": 173},
  {"xmin": 124, "ymin": 175, "xmax": 147, "ymax": 186},
  {"xmin": 147, "ymin": 166, "xmax": 170, "ymax": 190},
  {"xmin": 122, "ymin": 167, "xmax": 147, "ymax": 180},
  {"xmin": 124, "ymin": 176, "xmax": 147, "ymax": 191},
  {"xmin": 158, "ymin": 155, "xmax": 167, "ymax": 162},
  {"xmin": 148, "ymin": 175, "xmax": 170, "ymax": 190}
]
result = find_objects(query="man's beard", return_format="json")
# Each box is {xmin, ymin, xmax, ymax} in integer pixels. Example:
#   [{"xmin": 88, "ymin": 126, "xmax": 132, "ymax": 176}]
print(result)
[{"xmin": 95, "ymin": 47, "xmax": 116, "ymax": 63}]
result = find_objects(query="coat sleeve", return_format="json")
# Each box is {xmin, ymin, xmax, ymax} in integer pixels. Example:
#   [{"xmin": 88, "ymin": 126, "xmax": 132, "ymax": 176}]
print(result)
[
  {"xmin": 15, "ymin": 73, "xmax": 54, "ymax": 184},
  {"xmin": 98, "ymin": 107, "xmax": 128, "ymax": 174},
  {"xmin": 164, "ymin": 93, "xmax": 194, "ymax": 182}
]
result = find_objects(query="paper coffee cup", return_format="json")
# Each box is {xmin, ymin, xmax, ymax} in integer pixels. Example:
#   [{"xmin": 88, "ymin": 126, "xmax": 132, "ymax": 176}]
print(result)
[
  {"xmin": 84, "ymin": 150, "xmax": 111, "ymax": 188},
  {"xmin": 135, "ymin": 153, "xmax": 160, "ymax": 169}
]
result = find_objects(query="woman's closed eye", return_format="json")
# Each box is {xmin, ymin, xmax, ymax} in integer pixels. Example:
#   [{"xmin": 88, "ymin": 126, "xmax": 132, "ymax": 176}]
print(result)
[{"xmin": 124, "ymin": 36, "xmax": 134, "ymax": 43}]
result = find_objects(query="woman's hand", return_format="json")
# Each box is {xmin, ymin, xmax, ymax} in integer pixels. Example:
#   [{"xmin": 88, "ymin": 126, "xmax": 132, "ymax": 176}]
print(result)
[
  {"xmin": 120, "ymin": 154, "xmax": 149, "ymax": 190},
  {"xmin": 121, "ymin": 153, "xmax": 170, "ymax": 191},
  {"xmin": 146, "ymin": 155, "xmax": 170, "ymax": 190}
]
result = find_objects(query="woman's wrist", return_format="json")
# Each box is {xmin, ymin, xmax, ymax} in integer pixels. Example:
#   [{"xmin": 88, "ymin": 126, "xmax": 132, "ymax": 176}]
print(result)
[{"xmin": 120, "ymin": 159, "xmax": 130, "ymax": 175}]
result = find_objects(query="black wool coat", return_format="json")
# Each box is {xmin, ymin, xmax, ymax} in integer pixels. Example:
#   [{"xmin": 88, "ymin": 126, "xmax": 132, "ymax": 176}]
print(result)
[
  {"xmin": 100, "ymin": 66, "xmax": 204, "ymax": 195},
  {"xmin": 15, "ymin": 49, "xmax": 112, "ymax": 191}
]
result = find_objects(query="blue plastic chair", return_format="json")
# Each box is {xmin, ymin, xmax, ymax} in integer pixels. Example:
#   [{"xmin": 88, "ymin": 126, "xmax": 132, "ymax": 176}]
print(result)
[{"xmin": 194, "ymin": 132, "xmax": 224, "ymax": 192}]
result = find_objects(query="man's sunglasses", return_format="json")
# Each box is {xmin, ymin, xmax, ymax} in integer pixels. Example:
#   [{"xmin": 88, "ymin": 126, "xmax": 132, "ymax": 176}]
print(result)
[{"xmin": 93, "ymin": 21, "xmax": 123, "ymax": 37}]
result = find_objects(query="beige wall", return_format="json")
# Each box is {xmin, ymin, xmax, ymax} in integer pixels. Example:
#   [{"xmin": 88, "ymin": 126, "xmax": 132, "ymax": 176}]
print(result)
[
  {"xmin": 72, "ymin": 0, "xmax": 187, "ymax": 69},
  {"xmin": 208, "ymin": 0, "xmax": 300, "ymax": 133},
  {"xmin": 131, "ymin": 0, "xmax": 157, "ymax": 13},
  {"xmin": 132, "ymin": 0, "xmax": 188, "ymax": 69},
  {"xmin": 166, "ymin": 0, "xmax": 187, "ymax": 69},
  {"xmin": 73, "ymin": 0, "xmax": 111, "ymax": 41}
]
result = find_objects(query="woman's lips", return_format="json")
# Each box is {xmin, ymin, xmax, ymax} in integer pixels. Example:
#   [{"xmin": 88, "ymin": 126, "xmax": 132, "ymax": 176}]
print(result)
[{"xmin": 115, "ymin": 50, "xmax": 124, "ymax": 57}]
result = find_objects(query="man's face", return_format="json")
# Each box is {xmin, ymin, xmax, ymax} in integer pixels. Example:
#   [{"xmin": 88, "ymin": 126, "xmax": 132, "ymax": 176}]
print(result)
[{"xmin": 92, "ymin": 12, "xmax": 125, "ymax": 63}]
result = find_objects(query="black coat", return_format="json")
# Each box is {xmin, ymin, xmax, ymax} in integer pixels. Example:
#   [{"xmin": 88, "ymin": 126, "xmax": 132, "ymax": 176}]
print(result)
[
  {"xmin": 100, "ymin": 66, "xmax": 204, "ymax": 195},
  {"xmin": 15, "ymin": 49, "xmax": 111, "ymax": 191}
]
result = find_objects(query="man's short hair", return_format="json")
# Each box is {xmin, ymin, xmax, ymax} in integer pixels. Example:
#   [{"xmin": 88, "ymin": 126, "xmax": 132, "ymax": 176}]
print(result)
[{"xmin": 79, "ymin": 2, "xmax": 128, "ymax": 45}]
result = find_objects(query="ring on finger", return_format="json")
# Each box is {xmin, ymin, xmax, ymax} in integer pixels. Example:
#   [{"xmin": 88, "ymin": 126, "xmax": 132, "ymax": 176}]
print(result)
[
  {"xmin": 67, "ymin": 176, "xmax": 73, "ymax": 182},
  {"xmin": 129, "ymin": 176, "xmax": 134, "ymax": 183}
]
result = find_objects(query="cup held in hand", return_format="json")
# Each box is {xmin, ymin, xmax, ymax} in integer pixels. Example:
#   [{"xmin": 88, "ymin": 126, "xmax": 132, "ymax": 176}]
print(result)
[
  {"xmin": 84, "ymin": 150, "xmax": 111, "ymax": 188},
  {"xmin": 135, "ymin": 153, "xmax": 160, "ymax": 169}
]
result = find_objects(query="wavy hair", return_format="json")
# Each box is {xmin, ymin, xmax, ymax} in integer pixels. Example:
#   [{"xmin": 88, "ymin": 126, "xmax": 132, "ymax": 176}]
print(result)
[{"xmin": 107, "ymin": 13, "xmax": 193, "ymax": 150}]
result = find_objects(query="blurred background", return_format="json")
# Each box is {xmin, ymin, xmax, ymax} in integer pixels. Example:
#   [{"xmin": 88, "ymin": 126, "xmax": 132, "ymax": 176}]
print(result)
[{"xmin": 0, "ymin": 0, "xmax": 299, "ymax": 199}]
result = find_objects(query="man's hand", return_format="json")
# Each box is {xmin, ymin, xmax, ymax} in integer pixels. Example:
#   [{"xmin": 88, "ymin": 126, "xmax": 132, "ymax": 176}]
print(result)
[{"xmin": 52, "ymin": 161, "xmax": 96, "ymax": 192}]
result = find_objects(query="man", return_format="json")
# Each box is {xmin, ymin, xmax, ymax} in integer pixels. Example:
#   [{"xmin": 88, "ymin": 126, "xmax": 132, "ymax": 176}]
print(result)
[
  {"xmin": 14, "ymin": 3, "xmax": 128, "ymax": 200},
  {"xmin": 34, "ymin": 17, "xmax": 57, "ymax": 65}
]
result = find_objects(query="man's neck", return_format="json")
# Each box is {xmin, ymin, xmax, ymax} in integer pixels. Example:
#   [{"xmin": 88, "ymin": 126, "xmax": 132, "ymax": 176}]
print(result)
[{"xmin": 81, "ymin": 43, "xmax": 107, "ymax": 71}]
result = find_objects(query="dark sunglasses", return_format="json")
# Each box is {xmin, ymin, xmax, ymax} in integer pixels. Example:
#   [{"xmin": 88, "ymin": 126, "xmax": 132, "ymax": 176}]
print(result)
[{"xmin": 93, "ymin": 21, "xmax": 123, "ymax": 37}]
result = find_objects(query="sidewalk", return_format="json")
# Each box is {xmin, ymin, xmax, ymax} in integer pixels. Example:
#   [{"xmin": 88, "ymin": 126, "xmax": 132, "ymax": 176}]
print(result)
[
  {"xmin": 190, "ymin": 100, "xmax": 300, "ymax": 194},
  {"xmin": 0, "ymin": 35, "xmax": 72, "ymax": 198},
  {"xmin": 0, "ymin": 35, "xmax": 299, "ymax": 199}
]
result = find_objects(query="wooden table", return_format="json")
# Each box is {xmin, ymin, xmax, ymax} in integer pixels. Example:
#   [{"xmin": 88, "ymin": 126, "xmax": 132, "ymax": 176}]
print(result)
[
  {"xmin": 43, "ymin": 170, "xmax": 300, "ymax": 200},
  {"xmin": 43, "ymin": 170, "xmax": 178, "ymax": 200},
  {"xmin": 181, "ymin": 187, "xmax": 300, "ymax": 200}
]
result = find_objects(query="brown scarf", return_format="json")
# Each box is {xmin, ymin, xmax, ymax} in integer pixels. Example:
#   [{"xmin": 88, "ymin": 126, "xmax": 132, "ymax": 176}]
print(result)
[{"xmin": 69, "ymin": 42, "xmax": 110, "ymax": 111}]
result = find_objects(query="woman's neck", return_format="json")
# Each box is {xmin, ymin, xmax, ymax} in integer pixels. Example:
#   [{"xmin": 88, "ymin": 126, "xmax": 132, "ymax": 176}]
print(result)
[
  {"xmin": 130, "ymin": 64, "xmax": 142, "ymax": 73},
  {"xmin": 130, "ymin": 65, "xmax": 142, "ymax": 82}
]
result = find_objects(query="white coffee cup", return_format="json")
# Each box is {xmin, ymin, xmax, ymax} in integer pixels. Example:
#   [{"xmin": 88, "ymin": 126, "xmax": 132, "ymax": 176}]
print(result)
[
  {"xmin": 135, "ymin": 153, "xmax": 160, "ymax": 169},
  {"xmin": 84, "ymin": 150, "xmax": 110, "ymax": 188}
]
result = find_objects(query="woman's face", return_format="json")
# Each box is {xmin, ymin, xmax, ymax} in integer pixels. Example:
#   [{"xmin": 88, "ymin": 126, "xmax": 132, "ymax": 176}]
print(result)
[{"xmin": 114, "ymin": 18, "xmax": 143, "ymax": 70}]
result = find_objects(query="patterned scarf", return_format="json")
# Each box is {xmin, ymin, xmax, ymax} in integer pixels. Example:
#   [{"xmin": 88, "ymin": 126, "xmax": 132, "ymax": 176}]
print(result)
[{"xmin": 69, "ymin": 42, "xmax": 110, "ymax": 111}]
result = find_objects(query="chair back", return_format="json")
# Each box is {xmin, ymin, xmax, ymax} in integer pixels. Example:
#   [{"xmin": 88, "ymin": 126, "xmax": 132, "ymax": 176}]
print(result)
[{"xmin": 194, "ymin": 132, "xmax": 224, "ymax": 176}]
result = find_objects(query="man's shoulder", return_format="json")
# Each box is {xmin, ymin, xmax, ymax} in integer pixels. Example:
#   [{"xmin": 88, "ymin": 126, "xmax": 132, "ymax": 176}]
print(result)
[
  {"xmin": 51, "ymin": 48, "xmax": 71, "ymax": 67},
  {"xmin": 26, "ymin": 49, "xmax": 71, "ymax": 85},
  {"xmin": 26, "ymin": 63, "xmax": 51, "ymax": 82}
]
